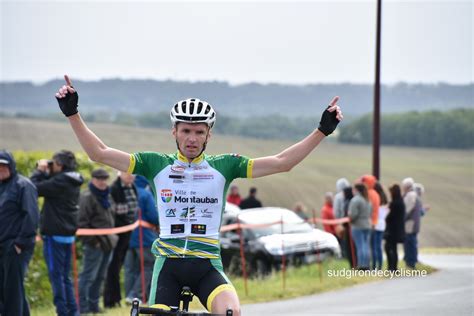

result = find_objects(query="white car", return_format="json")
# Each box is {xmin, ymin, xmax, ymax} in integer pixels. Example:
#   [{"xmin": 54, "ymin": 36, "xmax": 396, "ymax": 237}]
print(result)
[{"xmin": 220, "ymin": 207, "xmax": 341, "ymax": 277}]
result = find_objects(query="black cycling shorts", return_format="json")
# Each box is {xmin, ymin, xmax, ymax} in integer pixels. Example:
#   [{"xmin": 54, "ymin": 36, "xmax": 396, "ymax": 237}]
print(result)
[{"xmin": 149, "ymin": 257, "xmax": 236, "ymax": 311}]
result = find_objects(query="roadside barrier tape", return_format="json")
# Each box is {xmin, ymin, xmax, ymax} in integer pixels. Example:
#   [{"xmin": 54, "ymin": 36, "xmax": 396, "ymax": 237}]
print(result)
[
  {"xmin": 219, "ymin": 217, "xmax": 350, "ymax": 233},
  {"xmin": 35, "ymin": 219, "xmax": 158, "ymax": 241},
  {"xmin": 34, "ymin": 216, "xmax": 349, "ymax": 240},
  {"xmin": 220, "ymin": 220, "xmax": 283, "ymax": 232},
  {"xmin": 139, "ymin": 220, "xmax": 157, "ymax": 230},
  {"xmin": 307, "ymin": 217, "xmax": 350, "ymax": 225},
  {"xmin": 76, "ymin": 221, "xmax": 139, "ymax": 236},
  {"xmin": 76, "ymin": 219, "xmax": 159, "ymax": 236}
]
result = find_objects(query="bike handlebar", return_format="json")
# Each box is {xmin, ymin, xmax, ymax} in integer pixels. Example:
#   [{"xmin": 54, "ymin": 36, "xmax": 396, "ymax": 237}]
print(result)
[{"xmin": 131, "ymin": 302, "xmax": 233, "ymax": 316}]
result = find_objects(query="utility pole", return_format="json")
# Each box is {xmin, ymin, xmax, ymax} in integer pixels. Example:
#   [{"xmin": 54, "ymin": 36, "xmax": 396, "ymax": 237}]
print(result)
[{"xmin": 373, "ymin": 0, "xmax": 382, "ymax": 179}]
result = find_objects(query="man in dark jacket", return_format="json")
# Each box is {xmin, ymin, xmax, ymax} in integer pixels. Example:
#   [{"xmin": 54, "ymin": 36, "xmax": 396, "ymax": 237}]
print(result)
[
  {"xmin": 239, "ymin": 187, "xmax": 263, "ymax": 210},
  {"xmin": 103, "ymin": 171, "xmax": 139, "ymax": 308},
  {"xmin": 0, "ymin": 150, "xmax": 39, "ymax": 316},
  {"xmin": 78, "ymin": 168, "xmax": 117, "ymax": 314},
  {"xmin": 30, "ymin": 150, "xmax": 83, "ymax": 316}
]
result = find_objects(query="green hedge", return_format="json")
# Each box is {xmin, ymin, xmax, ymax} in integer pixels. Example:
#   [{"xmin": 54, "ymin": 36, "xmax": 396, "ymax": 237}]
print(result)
[
  {"xmin": 13, "ymin": 151, "xmax": 116, "ymax": 184},
  {"xmin": 339, "ymin": 108, "xmax": 474, "ymax": 149}
]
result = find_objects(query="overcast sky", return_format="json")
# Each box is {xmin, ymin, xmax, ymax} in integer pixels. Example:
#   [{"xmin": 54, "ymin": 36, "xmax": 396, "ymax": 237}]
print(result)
[{"xmin": 1, "ymin": 0, "xmax": 472, "ymax": 85}]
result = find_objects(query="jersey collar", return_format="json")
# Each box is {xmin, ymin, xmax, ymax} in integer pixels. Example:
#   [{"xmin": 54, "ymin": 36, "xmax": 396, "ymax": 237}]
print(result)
[{"xmin": 177, "ymin": 150, "xmax": 205, "ymax": 164}]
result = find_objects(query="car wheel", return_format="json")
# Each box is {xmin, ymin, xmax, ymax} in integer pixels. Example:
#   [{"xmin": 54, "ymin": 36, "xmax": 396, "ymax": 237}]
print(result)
[
  {"xmin": 228, "ymin": 255, "xmax": 242, "ymax": 276},
  {"xmin": 252, "ymin": 257, "xmax": 270, "ymax": 278}
]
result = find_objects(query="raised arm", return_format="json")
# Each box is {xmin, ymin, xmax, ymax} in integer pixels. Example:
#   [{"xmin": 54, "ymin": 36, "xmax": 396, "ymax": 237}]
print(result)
[
  {"xmin": 56, "ymin": 75, "xmax": 131, "ymax": 172},
  {"xmin": 252, "ymin": 97, "xmax": 343, "ymax": 178}
]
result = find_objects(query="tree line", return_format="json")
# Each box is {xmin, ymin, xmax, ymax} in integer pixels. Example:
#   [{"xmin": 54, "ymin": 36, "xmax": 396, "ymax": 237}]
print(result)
[
  {"xmin": 1, "ymin": 80, "xmax": 472, "ymax": 117},
  {"xmin": 2, "ymin": 108, "xmax": 472, "ymax": 149},
  {"xmin": 339, "ymin": 108, "xmax": 474, "ymax": 149}
]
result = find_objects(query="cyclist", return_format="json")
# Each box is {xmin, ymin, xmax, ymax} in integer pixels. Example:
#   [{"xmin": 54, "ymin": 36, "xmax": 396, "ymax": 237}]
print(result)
[{"xmin": 55, "ymin": 75, "xmax": 343, "ymax": 315}]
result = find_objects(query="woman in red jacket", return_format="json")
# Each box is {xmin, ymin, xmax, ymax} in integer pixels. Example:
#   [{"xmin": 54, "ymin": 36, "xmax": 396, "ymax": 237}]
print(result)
[
  {"xmin": 226, "ymin": 185, "xmax": 242, "ymax": 206},
  {"xmin": 320, "ymin": 192, "xmax": 336, "ymax": 235}
]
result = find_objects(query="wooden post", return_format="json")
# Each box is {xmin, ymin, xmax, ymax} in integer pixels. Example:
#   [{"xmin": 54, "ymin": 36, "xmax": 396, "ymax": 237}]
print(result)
[
  {"xmin": 138, "ymin": 209, "xmax": 147, "ymax": 303},
  {"xmin": 237, "ymin": 216, "xmax": 248, "ymax": 296},
  {"xmin": 281, "ymin": 216, "xmax": 286, "ymax": 290}
]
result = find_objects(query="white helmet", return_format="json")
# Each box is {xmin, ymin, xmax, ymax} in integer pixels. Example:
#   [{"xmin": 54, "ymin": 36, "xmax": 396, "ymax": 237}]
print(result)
[{"xmin": 170, "ymin": 98, "xmax": 216, "ymax": 128}]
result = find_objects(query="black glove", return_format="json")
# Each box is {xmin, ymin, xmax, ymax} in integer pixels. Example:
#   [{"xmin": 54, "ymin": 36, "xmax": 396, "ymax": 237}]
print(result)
[
  {"xmin": 318, "ymin": 106, "xmax": 340, "ymax": 136},
  {"xmin": 56, "ymin": 90, "xmax": 79, "ymax": 117}
]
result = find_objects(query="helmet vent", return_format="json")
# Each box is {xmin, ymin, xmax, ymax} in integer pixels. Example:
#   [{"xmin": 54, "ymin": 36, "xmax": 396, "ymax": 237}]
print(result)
[
  {"xmin": 197, "ymin": 102, "xmax": 203, "ymax": 113},
  {"xmin": 189, "ymin": 102, "xmax": 195, "ymax": 114},
  {"xmin": 204, "ymin": 105, "xmax": 211, "ymax": 114}
]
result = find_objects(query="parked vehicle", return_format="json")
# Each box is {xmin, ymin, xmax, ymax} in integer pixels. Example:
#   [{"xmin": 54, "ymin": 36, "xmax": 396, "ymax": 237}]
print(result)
[
  {"xmin": 223, "ymin": 201, "xmax": 241, "ymax": 217},
  {"xmin": 220, "ymin": 207, "xmax": 341, "ymax": 277}
]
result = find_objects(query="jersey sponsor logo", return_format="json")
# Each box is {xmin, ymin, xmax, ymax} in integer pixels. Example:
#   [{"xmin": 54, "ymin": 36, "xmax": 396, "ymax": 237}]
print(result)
[
  {"xmin": 192, "ymin": 165, "xmax": 208, "ymax": 170},
  {"xmin": 200, "ymin": 208, "xmax": 213, "ymax": 218},
  {"xmin": 192, "ymin": 174, "xmax": 214, "ymax": 180},
  {"xmin": 191, "ymin": 224, "xmax": 207, "ymax": 234},
  {"xmin": 171, "ymin": 165, "xmax": 186, "ymax": 173},
  {"xmin": 171, "ymin": 224, "xmax": 185, "ymax": 234},
  {"xmin": 165, "ymin": 208, "xmax": 176, "ymax": 217},
  {"xmin": 169, "ymin": 174, "xmax": 185, "ymax": 180},
  {"xmin": 180, "ymin": 207, "xmax": 196, "ymax": 218},
  {"xmin": 174, "ymin": 196, "xmax": 218, "ymax": 204},
  {"xmin": 161, "ymin": 189, "xmax": 173, "ymax": 203},
  {"xmin": 231, "ymin": 153, "xmax": 241, "ymax": 157},
  {"xmin": 174, "ymin": 190, "xmax": 187, "ymax": 195}
]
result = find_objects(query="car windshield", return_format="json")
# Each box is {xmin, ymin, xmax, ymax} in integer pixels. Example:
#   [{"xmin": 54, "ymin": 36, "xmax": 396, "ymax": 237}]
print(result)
[
  {"xmin": 250, "ymin": 222, "xmax": 314, "ymax": 238},
  {"xmin": 238, "ymin": 208, "xmax": 314, "ymax": 238}
]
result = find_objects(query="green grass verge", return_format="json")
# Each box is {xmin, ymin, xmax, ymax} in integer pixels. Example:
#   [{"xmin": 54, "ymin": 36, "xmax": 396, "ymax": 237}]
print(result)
[{"xmin": 31, "ymin": 259, "xmax": 436, "ymax": 316}]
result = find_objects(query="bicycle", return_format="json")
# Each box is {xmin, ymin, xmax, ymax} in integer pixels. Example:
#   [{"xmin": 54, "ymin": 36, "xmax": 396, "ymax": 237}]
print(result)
[{"xmin": 130, "ymin": 286, "xmax": 233, "ymax": 316}]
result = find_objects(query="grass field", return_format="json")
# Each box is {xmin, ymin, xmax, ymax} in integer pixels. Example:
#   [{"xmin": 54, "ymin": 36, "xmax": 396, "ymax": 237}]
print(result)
[{"xmin": 1, "ymin": 117, "xmax": 473, "ymax": 247}]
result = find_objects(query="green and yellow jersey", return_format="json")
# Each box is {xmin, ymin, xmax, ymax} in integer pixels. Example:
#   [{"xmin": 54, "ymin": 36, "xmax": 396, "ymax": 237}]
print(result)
[{"xmin": 128, "ymin": 150, "xmax": 253, "ymax": 259}]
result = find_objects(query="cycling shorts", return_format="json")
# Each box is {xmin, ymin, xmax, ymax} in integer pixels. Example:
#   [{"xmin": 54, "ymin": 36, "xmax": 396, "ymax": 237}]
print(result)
[{"xmin": 149, "ymin": 257, "xmax": 236, "ymax": 311}]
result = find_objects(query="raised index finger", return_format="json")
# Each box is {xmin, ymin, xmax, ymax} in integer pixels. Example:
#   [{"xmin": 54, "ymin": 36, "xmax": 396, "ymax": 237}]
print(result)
[
  {"xmin": 329, "ymin": 96, "xmax": 339, "ymax": 107},
  {"xmin": 64, "ymin": 74, "xmax": 73, "ymax": 87}
]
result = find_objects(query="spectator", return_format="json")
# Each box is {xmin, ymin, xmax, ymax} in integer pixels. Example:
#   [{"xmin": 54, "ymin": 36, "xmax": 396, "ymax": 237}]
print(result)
[
  {"xmin": 293, "ymin": 202, "xmax": 309, "ymax": 220},
  {"xmin": 320, "ymin": 192, "xmax": 336, "ymax": 235},
  {"xmin": 104, "ymin": 171, "xmax": 139, "ymax": 308},
  {"xmin": 333, "ymin": 178, "xmax": 350, "ymax": 219},
  {"xmin": 361, "ymin": 175, "xmax": 380, "ymax": 229},
  {"xmin": 401, "ymin": 177, "xmax": 422, "ymax": 269},
  {"xmin": 384, "ymin": 184, "xmax": 405, "ymax": 271},
  {"xmin": 342, "ymin": 186, "xmax": 354, "ymax": 217},
  {"xmin": 226, "ymin": 185, "xmax": 242, "ymax": 206},
  {"xmin": 372, "ymin": 182, "xmax": 388, "ymax": 270},
  {"xmin": 30, "ymin": 150, "xmax": 83, "ymax": 316},
  {"xmin": 0, "ymin": 150, "xmax": 39, "ymax": 316},
  {"xmin": 361, "ymin": 175, "xmax": 380, "ymax": 270},
  {"xmin": 348, "ymin": 183, "xmax": 372, "ymax": 270},
  {"xmin": 78, "ymin": 168, "xmax": 117, "ymax": 314},
  {"xmin": 342, "ymin": 185, "xmax": 356, "ymax": 268},
  {"xmin": 124, "ymin": 175, "xmax": 158, "ymax": 304},
  {"xmin": 414, "ymin": 183, "xmax": 430, "ymax": 216},
  {"xmin": 239, "ymin": 187, "xmax": 262, "ymax": 209}
]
